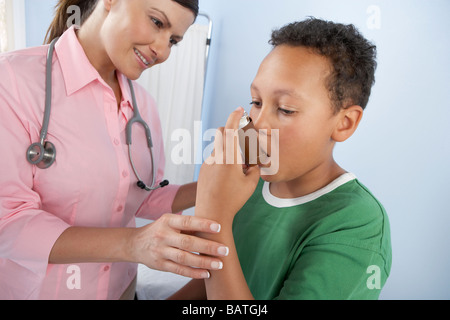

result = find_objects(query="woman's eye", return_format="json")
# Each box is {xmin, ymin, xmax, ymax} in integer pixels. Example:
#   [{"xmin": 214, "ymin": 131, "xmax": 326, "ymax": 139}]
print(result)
[
  {"xmin": 250, "ymin": 101, "xmax": 262, "ymax": 107},
  {"xmin": 170, "ymin": 38, "xmax": 179, "ymax": 46},
  {"xmin": 151, "ymin": 17, "xmax": 163, "ymax": 28}
]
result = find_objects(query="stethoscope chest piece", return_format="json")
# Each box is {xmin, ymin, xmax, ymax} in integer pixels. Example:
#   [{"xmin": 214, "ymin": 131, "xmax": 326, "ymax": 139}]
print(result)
[{"xmin": 26, "ymin": 141, "xmax": 56, "ymax": 169}]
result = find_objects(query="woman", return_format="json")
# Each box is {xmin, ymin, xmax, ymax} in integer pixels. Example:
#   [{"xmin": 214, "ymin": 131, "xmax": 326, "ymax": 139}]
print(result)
[{"xmin": 0, "ymin": 0, "xmax": 228, "ymax": 300}]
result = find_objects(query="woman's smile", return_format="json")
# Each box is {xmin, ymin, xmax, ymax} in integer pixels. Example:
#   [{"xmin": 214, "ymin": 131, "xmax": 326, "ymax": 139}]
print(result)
[{"xmin": 134, "ymin": 48, "xmax": 156, "ymax": 69}]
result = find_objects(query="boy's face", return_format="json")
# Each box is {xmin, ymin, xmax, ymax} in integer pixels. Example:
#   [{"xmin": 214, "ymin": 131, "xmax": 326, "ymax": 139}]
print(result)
[{"xmin": 250, "ymin": 45, "xmax": 341, "ymax": 184}]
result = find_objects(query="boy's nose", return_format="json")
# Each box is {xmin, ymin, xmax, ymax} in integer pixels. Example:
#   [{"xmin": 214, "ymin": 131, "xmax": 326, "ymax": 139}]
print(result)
[{"xmin": 252, "ymin": 109, "xmax": 272, "ymax": 136}]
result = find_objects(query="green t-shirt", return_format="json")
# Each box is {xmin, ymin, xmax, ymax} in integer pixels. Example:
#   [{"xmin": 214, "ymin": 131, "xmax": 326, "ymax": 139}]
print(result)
[{"xmin": 232, "ymin": 173, "xmax": 392, "ymax": 300}]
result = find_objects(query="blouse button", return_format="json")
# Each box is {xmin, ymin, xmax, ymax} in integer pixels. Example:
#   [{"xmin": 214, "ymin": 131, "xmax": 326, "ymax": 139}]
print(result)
[
  {"xmin": 114, "ymin": 138, "xmax": 120, "ymax": 146},
  {"xmin": 104, "ymin": 265, "xmax": 110, "ymax": 272}
]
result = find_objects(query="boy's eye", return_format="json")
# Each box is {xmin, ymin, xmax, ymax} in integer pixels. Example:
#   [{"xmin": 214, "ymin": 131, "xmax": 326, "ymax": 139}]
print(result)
[
  {"xmin": 170, "ymin": 38, "xmax": 179, "ymax": 46},
  {"xmin": 279, "ymin": 108, "xmax": 295, "ymax": 115}
]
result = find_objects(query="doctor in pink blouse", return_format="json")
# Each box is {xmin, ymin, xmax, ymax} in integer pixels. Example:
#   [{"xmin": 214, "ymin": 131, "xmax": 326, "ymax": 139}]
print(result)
[{"xmin": 0, "ymin": 0, "xmax": 228, "ymax": 300}]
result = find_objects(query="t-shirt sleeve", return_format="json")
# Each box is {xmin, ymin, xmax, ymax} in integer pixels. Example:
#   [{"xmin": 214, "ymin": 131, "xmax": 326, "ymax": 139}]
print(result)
[{"xmin": 275, "ymin": 239, "xmax": 390, "ymax": 300}]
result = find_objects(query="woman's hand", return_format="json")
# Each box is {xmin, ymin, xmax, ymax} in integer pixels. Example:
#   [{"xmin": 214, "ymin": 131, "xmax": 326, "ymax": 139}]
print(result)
[
  {"xmin": 195, "ymin": 108, "xmax": 260, "ymax": 224},
  {"xmin": 49, "ymin": 214, "xmax": 228, "ymax": 280},
  {"xmin": 129, "ymin": 214, "xmax": 229, "ymax": 279}
]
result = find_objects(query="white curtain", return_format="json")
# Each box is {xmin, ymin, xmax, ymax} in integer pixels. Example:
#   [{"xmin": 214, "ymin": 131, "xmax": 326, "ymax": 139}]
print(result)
[
  {"xmin": 0, "ymin": 0, "xmax": 26, "ymax": 53},
  {"xmin": 138, "ymin": 24, "xmax": 209, "ymax": 185},
  {"xmin": 0, "ymin": 0, "xmax": 8, "ymax": 52}
]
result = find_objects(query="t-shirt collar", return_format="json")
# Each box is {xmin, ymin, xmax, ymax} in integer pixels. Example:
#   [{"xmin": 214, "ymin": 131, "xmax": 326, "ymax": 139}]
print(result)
[{"xmin": 262, "ymin": 173, "xmax": 357, "ymax": 208}]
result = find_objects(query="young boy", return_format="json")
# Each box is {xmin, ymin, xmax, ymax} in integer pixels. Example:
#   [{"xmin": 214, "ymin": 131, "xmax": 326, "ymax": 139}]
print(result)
[{"xmin": 171, "ymin": 18, "xmax": 392, "ymax": 300}]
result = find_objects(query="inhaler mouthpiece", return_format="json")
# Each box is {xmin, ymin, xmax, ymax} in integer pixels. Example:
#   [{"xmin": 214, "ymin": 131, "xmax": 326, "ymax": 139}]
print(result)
[{"xmin": 238, "ymin": 112, "xmax": 259, "ymax": 166}]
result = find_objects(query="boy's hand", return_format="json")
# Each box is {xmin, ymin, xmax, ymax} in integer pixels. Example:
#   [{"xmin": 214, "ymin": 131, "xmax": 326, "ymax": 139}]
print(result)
[{"xmin": 195, "ymin": 108, "xmax": 260, "ymax": 224}]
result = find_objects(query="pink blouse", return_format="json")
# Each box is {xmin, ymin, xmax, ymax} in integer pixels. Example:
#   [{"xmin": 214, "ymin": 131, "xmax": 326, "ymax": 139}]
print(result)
[{"xmin": 0, "ymin": 26, "xmax": 181, "ymax": 299}]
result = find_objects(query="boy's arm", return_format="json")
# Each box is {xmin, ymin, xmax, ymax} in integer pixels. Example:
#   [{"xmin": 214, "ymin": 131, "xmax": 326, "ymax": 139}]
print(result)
[
  {"xmin": 196, "ymin": 220, "xmax": 254, "ymax": 300},
  {"xmin": 168, "ymin": 279, "xmax": 207, "ymax": 300},
  {"xmin": 193, "ymin": 108, "xmax": 260, "ymax": 300},
  {"xmin": 172, "ymin": 182, "xmax": 197, "ymax": 213}
]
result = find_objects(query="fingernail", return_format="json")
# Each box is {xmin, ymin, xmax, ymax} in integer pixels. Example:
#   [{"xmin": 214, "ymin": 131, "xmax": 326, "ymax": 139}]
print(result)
[
  {"xmin": 218, "ymin": 246, "xmax": 229, "ymax": 257},
  {"xmin": 210, "ymin": 223, "xmax": 221, "ymax": 233},
  {"xmin": 203, "ymin": 271, "xmax": 211, "ymax": 279},
  {"xmin": 211, "ymin": 261, "xmax": 223, "ymax": 270}
]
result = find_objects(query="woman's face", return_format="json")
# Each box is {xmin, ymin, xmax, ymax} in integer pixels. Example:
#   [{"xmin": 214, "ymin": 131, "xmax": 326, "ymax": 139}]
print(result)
[{"xmin": 100, "ymin": 0, "xmax": 195, "ymax": 80}]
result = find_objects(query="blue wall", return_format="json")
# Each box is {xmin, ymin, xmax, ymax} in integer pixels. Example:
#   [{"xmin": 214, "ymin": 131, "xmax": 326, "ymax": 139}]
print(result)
[
  {"xmin": 25, "ymin": 0, "xmax": 56, "ymax": 47},
  {"xmin": 25, "ymin": 0, "xmax": 450, "ymax": 299}
]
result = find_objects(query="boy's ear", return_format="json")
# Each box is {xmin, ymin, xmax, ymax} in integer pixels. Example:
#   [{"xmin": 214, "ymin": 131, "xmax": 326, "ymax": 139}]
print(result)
[{"xmin": 332, "ymin": 105, "xmax": 364, "ymax": 142}]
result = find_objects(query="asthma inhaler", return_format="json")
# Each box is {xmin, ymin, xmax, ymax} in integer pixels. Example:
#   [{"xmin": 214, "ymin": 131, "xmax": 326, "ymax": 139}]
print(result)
[{"xmin": 238, "ymin": 112, "xmax": 259, "ymax": 166}]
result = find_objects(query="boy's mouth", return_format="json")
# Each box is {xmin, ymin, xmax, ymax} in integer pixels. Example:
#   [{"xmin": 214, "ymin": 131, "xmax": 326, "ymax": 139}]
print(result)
[
  {"xmin": 258, "ymin": 148, "xmax": 271, "ymax": 167},
  {"xmin": 257, "ymin": 130, "xmax": 280, "ymax": 175}
]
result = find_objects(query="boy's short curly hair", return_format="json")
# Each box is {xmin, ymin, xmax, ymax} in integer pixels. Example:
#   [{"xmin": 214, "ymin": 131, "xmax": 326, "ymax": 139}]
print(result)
[{"xmin": 270, "ymin": 17, "xmax": 377, "ymax": 112}]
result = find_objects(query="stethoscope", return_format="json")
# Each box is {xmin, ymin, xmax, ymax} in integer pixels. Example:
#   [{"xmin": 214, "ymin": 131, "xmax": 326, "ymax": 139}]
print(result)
[{"xmin": 26, "ymin": 37, "xmax": 169, "ymax": 192}]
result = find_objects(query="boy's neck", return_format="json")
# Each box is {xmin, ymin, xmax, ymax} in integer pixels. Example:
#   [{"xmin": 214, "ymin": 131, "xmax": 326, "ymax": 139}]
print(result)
[{"xmin": 269, "ymin": 160, "xmax": 346, "ymax": 199}]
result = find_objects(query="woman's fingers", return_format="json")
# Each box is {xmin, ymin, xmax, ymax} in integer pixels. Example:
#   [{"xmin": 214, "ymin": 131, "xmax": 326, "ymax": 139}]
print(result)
[
  {"xmin": 162, "ymin": 215, "xmax": 229, "ymax": 257},
  {"xmin": 163, "ymin": 246, "xmax": 223, "ymax": 272},
  {"xmin": 158, "ymin": 260, "xmax": 212, "ymax": 280},
  {"xmin": 135, "ymin": 214, "xmax": 229, "ymax": 279},
  {"xmin": 167, "ymin": 230, "xmax": 229, "ymax": 258},
  {"xmin": 166, "ymin": 214, "xmax": 221, "ymax": 234}
]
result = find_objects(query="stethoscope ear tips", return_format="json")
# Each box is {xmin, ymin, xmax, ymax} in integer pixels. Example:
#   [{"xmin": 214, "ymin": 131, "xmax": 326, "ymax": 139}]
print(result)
[
  {"xmin": 137, "ymin": 181, "xmax": 147, "ymax": 190},
  {"xmin": 159, "ymin": 180, "xmax": 169, "ymax": 188},
  {"xmin": 136, "ymin": 180, "xmax": 170, "ymax": 191},
  {"xmin": 26, "ymin": 141, "xmax": 56, "ymax": 169}
]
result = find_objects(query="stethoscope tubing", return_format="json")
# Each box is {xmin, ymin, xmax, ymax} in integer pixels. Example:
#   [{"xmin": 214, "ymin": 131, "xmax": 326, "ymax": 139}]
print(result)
[
  {"xmin": 26, "ymin": 37, "xmax": 168, "ymax": 191},
  {"xmin": 41, "ymin": 37, "xmax": 58, "ymax": 145},
  {"xmin": 126, "ymin": 79, "xmax": 158, "ymax": 191}
]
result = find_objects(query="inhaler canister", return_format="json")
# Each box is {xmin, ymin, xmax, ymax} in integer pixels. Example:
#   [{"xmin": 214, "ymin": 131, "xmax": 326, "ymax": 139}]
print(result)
[{"xmin": 238, "ymin": 112, "xmax": 259, "ymax": 166}]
